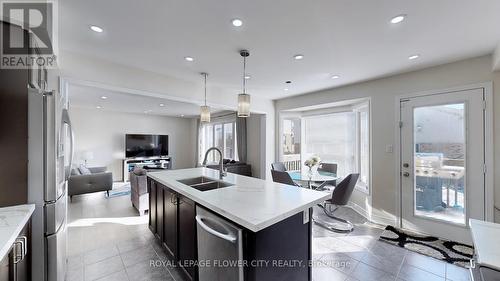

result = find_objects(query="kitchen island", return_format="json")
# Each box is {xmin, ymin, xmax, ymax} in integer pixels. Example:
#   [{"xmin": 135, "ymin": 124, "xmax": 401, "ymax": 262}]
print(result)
[{"xmin": 147, "ymin": 167, "xmax": 329, "ymax": 281}]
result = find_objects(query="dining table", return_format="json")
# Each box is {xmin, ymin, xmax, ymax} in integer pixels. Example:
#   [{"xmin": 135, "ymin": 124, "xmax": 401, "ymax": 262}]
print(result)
[{"xmin": 287, "ymin": 169, "xmax": 338, "ymax": 189}]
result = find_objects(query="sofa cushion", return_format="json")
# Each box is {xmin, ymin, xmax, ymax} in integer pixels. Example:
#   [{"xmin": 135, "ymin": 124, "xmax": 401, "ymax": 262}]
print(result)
[{"xmin": 78, "ymin": 165, "xmax": 91, "ymax": 175}]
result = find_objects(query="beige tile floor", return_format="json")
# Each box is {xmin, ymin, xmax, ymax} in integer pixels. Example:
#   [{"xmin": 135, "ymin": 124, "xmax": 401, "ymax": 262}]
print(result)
[{"xmin": 66, "ymin": 190, "xmax": 471, "ymax": 281}]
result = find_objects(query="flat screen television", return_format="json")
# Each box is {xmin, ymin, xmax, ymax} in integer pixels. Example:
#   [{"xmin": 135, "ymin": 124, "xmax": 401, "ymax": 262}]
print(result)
[{"xmin": 125, "ymin": 134, "xmax": 168, "ymax": 158}]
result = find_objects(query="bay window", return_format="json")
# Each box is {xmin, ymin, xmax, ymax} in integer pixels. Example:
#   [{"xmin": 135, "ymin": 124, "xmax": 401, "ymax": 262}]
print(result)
[
  {"xmin": 279, "ymin": 100, "xmax": 371, "ymax": 193},
  {"xmin": 199, "ymin": 120, "xmax": 238, "ymax": 164}
]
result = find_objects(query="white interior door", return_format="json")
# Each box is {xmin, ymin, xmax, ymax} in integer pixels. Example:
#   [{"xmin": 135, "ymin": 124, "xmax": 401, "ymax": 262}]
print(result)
[{"xmin": 400, "ymin": 88, "xmax": 485, "ymax": 244}]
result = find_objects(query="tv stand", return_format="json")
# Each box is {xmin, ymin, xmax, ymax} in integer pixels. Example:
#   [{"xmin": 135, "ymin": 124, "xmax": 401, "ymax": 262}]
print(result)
[{"xmin": 122, "ymin": 156, "xmax": 172, "ymax": 182}]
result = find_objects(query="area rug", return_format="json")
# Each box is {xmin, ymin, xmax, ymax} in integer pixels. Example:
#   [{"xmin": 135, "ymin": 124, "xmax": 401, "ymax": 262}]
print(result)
[
  {"xmin": 106, "ymin": 184, "xmax": 131, "ymax": 198},
  {"xmin": 379, "ymin": 225, "xmax": 473, "ymax": 268}
]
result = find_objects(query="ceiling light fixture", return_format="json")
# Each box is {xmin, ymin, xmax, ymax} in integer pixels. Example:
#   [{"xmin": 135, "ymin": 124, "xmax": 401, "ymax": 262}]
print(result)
[
  {"xmin": 232, "ymin": 18, "xmax": 243, "ymax": 27},
  {"xmin": 390, "ymin": 14, "xmax": 406, "ymax": 24},
  {"xmin": 237, "ymin": 50, "xmax": 251, "ymax": 118},
  {"xmin": 159, "ymin": 103, "xmax": 165, "ymax": 107},
  {"xmin": 293, "ymin": 54, "xmax": 304, "ymax": 60},
  {"xmin": 96, "ymin": 106, "xmax": 102, "ymax": 109},
  {"xmin": 100, "ymin": 96, "xmax": 107, "ymax": 100},
  {"xmin": 181, "ymin": 114, "xmax": 185, "ymax": 117},
  {"xmin": 408, "ymin": 54, "xmax": 420, "ymax": 60},
  {"xmin": 200, "ymin": 72, "xmax": 211, "ymax": 123},
  {"xmin": 244, "ymin": 75, "xmax": 251, "ymax": 80},
  {"xmin": 90, "ymin": 25, "xmax": 103, "ymax": 33},
  {"xmin": 284, "ymin": 88, "xmax": 289, "ymax": 91},
  {"xmin": 331, "ymin": 75, "xmax": 340, "ymax": 79},
  {"xmin": 184, "ymin": 56, "xmax": 194, "ymax": 62}
]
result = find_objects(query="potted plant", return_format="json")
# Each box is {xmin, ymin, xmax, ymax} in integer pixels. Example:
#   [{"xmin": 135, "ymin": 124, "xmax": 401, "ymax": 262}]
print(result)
[{"xmin": 304, "ymin": 156, "xmax": 321, "ymax": 176}]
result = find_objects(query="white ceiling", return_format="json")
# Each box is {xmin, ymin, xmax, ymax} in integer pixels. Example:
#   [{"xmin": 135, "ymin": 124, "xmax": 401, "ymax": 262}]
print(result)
[
  {"xmin": 59, "ymin": 0, "xmax": 500, "ymax": 100},
  {"xmin": 69, "ymin": 84, "xmax": 222, "ymax": 117}
]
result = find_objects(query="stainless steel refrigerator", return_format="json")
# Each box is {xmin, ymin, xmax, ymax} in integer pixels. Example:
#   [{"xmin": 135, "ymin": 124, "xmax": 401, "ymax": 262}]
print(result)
[{"xmin": 28, "ymin": 86, "xmax": 73, "ymax": 281}]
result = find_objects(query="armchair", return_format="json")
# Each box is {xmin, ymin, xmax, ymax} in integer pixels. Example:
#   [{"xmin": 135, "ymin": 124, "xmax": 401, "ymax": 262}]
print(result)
[{"xmin": 130, "ymin": 168, "xmax": 149, "ymax": 215}]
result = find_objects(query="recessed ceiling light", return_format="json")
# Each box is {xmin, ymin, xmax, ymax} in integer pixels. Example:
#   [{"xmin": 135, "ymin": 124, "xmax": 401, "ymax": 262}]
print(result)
[
  {"xmin": 100, "ymin": 96, "xmax": 107, "ymax": 100},
  {"xmin": 293, "ymin": 54, "xmax": 304, "ymax": 60},
  {"xmin": 331, "ymin": 75, "xmax": 340, "ymax": 79},
  {"xmin": 284, "ymin": 88, "xmax": 289, "ymax": 91},
  {"xmin": 96, "ymin": 106, "xmax": 102, "ymax": 109},
  {"xmin": 159, "ymin": 103, "xmax": 165, "ymax": 107},
  {"xmin": 184, "ymin": 56, "xmax": 194, "ymax": 62},
  {"xmin": 408, "ymin": 54, "xmax": 420, "ymax": 60},
  {"xmin": 232, "ymin": 18, "xmax": 243, "ymax": 27},
  {"xmin": 244, "ymin": 75, "xmax": 251, "ymax": 80},
  {"xmin": 181, "ymin": 114, "xmax": 185, "ymax": 117},
  {"xmin": 90, "ymin": 25, "xmax": 104, "ymax": 33},
  {"xmin": 390, "ymin": 14, "xmax": 406, "ymax": 24}
]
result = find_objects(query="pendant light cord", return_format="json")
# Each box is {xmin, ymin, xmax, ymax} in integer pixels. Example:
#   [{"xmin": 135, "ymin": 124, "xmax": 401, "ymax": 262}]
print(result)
[
  {"xmin": 242, "ymin": 56, "xmax": 246, "ymax": 94},
  {"xmin": 204, "ymin": 73, "xmax": 207, "ymax": 106}
]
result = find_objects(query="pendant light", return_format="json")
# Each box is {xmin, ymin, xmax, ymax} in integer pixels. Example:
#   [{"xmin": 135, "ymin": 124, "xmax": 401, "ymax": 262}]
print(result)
[
  {"xmin": 200, "ymin": 72, "xmax": 210, "ymax": 123},
  {"xmin": 237, "ymin": 50, "xmax": 251, "ymax": 117}
]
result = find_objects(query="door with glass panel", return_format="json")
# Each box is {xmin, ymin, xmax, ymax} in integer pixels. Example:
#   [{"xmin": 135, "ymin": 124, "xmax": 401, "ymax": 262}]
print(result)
[{"xmin": 400, "ymin": 88, "xmax": 485, "ymax": 243}]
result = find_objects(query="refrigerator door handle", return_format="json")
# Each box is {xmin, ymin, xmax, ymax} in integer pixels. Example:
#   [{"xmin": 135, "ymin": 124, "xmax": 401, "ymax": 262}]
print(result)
[{"xmin": 61, "ymin": 108, "xmax": 74, "ymax": 180}]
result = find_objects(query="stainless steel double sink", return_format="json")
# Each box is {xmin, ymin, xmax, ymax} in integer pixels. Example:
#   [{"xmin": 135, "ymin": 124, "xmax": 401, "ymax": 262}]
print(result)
[{"xmin": 177, "ymin": 176, "xmax": 233, "ymax": 192}]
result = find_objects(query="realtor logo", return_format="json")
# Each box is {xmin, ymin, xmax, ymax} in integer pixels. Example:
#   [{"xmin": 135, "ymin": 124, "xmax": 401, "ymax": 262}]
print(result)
[{"xmin": 1, "ymin": 1, "xmax": 57, "ymax": 69}]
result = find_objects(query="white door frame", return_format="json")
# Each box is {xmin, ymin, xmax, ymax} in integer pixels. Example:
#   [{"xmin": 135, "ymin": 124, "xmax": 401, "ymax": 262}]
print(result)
[{"xmin": 394, "ymin": 82, "xmax": 494, "ymax": 229}]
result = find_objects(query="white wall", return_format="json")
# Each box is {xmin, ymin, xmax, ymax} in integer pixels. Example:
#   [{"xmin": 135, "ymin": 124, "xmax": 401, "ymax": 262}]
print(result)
[
  {"xmin": 69, "ymin": 107, "xmax": 195, "ymax": 181},
  {"xmin": 246, "ymin": 114, "xmax": 267, "ymax": 179},
  {"xmin": 276, "ymin": 55, "xmax": 500, "ymax": 223}
]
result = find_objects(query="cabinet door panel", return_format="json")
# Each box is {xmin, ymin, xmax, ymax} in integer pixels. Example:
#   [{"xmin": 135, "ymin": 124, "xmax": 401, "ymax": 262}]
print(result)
[
  {"xmin": 156, "ymin": 185, "xmax": 164, "ymax": 241},
  {"xmin": 163, "ymin": 188, "xmax": 177, "ymax": 258},
  {"xmin": 0, "ymin": 251, "xmax": 9, "ymax": 281},
  {"xmin": 149, "ymin": 180, "xmax": 157, "ymax": 233},
  {"xmin": 178, "ymin": 196, "xmax": 197, "ymax": 280},
  {"xmin": 14, "ymin": 224, "xmax": 30, "ymax": 281}
]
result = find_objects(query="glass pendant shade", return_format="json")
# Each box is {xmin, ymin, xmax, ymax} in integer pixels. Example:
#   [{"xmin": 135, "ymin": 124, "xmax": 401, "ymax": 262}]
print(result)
[
  {"xmin": 237, "ymin": 93, "xmax": 250, "ymax": 117},
  {"xmin": 200, "ymin": 105, "xmax": 210, "ymax": 122}
]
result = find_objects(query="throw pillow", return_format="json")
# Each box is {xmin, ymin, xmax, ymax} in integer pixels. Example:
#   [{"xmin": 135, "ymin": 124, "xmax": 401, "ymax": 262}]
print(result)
[{"xmin": 78, "ymin": 165, "xmax": 91, "ymax": 175}]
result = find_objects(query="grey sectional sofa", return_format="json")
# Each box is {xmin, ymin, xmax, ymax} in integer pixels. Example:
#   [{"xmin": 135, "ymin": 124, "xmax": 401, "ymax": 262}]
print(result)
[{"xmin": 68, "ymin": 166, "xmax": 113, "ymax": 201}]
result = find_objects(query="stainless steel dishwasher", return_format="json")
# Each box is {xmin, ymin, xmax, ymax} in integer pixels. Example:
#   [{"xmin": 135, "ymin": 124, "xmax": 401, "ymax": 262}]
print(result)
[{"xmin": 196, "ymin": 206, "xmax": 244, "ymax": 281}]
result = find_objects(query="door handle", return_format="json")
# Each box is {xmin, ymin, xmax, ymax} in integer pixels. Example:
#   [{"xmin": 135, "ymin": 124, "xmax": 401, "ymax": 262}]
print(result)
[
  {"xmin": 62, "ymin": 108, "xmax": 74, "ymax": 180},
  {"xmin": 12, "ymin": 237, "xmax": 26, "ymax": 264},
  {"xmin": 195, "ymin": 215, "xmax": 237, "ymax": 243},
  {"xmin": 403, "ymin": 172, "xmax": 410, "ymax": 177}
]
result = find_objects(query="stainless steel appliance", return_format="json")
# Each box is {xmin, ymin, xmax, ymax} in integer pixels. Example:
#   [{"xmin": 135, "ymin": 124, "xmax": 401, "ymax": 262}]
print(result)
[
  {"xmin": 28, "ymin": 87, "xmax": 73, "ymax": 281},
  {"xmin": 195, "ymin": 206, "xmax": 243, "ymax": 281}
]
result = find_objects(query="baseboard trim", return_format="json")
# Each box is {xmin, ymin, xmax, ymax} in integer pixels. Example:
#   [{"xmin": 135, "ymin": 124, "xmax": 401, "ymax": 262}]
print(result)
[{"xmin": 348, "ymin": 201, "xmax": 397, "ymax": 227}]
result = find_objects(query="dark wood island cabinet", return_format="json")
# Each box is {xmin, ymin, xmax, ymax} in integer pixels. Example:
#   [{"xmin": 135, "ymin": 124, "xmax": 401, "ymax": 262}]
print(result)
[
  {"xmin": 148, "ymin": 173, "xmax": 316, "ymax": 281},
  {"xmin": 148, "ymin": 179, "xmax": 198, "ymax": 281}
]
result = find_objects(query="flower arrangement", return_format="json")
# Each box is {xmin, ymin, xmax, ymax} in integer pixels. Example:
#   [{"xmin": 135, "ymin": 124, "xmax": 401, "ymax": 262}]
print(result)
[{"xmin": 304, "ymin": 156, "xmax": 321, "ymax": 169}]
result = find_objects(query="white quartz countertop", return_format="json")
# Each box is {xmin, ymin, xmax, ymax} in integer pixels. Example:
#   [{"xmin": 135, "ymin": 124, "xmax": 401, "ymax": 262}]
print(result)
[
  {"xmin": 470, "ymin": 219, "xmax": 500, "ymax": 270},
  {"xmin": 148, "ymin": 168, "xmax": 330, "ymax": 232},
  {"xmin": 0, "ymin": 204, "xmax": 35, "ymax": 260}
]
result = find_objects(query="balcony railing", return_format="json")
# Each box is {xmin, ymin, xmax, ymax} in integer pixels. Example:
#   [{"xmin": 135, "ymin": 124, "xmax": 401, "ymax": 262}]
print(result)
[{"xmin": 282, "ymin": 154, "xmax": 301, "ymax": 171}]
